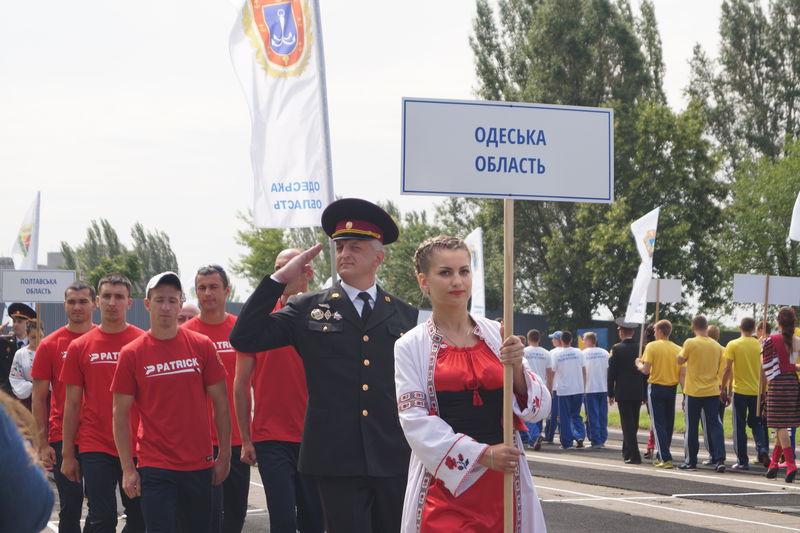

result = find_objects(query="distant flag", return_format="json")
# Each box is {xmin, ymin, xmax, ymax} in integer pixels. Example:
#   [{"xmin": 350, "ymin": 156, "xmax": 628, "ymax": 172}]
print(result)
[
  {"xmin": 11, "ymin": 191, "xmax": 40, "ymax": 270},
  {"xmin": 790, "ymin": 191, "xmax": 800, "ymax": 241},
  {"xmin": 625, "ymin": 207, "xmax": 660, "ymax": 324},
  {"xmin": 464, "ymin": 227, "xmax": 485, "ymax": 317},
  {"xmin": 229, "ymin": 0, "xmax": 334, "ymax": 228}
]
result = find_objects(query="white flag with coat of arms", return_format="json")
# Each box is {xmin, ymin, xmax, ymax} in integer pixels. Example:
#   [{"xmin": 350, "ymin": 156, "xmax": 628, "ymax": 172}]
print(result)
[
  {"xmin": 790, "ymin": 190, "xmax": 800, "ymax": 241},
  {"xmin": 624, "ymin": 207, "xmax": 660, "ymax": 324},
  {"xmin": 463, "ymin": 227, "xmax": 485, "ymax": 317},
  {"xmin": 229, "ymin": 0, "xmax": 334, "ymax": 228},
  {"xmin": 11, "ymin": 191, "xmax": 40, "ymax": 270}
]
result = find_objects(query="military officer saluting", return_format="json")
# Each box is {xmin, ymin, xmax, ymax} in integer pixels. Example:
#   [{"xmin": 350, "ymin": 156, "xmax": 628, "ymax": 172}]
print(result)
[
  {"xmin": 230, "ymin": 198, "xmax": 418, "ymax": 533},
  {"xmin": 1, "ymin": 303, "xmax": 36, "ymax": 396}
]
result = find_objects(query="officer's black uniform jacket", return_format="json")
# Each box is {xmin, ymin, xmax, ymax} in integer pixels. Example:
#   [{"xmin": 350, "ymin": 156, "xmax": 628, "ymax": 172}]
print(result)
[
  {"xmin": 607, "ymin": 337, "xmax": 647, "ymax": 402},
  {"xmin": 230, "ymin": 276, "xmax": 418, "ymax": 477},
  {"xmin": 0, "ymin": 335, "xmax": 19, "ymax": 396}
]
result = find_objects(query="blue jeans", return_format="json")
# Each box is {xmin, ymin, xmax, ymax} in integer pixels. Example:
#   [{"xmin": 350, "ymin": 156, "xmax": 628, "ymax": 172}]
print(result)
[
  {"xmin": 79, "ymin": 451, "xmax": 144, "ymax": 533},
  {"xmin": 544, "ymin": 391, "xmax": 559, "ymax": 441},
  {"xmin": 731, "ymin": 393, "xmax": 768, "ymax": 465},
  {"xmin": 584, "ymin": 392, "xmax": 608, "ymax": 445},
  {"xmin": 558, "ymin": 393, "xmax": 585, "ymax": 447},
  {"xmin": 139, "ymin": 466, "xmax": 212, "ymax": 533},
  {"xmin": 525, "ymin": 420, "xmax": 542, "ymax": 442},
  {"xmin": 647, "ymin": 383, "xmax": 676, "ymax": 462},
  {"xmin": 52, "ymin": 440, "xmax": 84, "ymax": 533},
  {"xmin": 254, "ymin": 440, "xmax": 324, "ymax": 533},
  {"xmin": 211, "ymin": 445, "xmax": 250, "ymax": 533},
  {"xmin": 685, "ymin": 395, "xmax": 725, "ymax": 465}
]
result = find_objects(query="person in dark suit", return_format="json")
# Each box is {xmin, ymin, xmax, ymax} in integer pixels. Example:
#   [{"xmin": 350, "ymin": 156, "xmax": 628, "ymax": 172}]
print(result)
[
  {"xmin": 230, "ymin": 198, "xmax": 419, "ymax": 533},
  {"xmin": 0, "ymin": 303, "xmax": 36, "ymax": 397},
  {"xmin": 608, "ymin": 317, "xmax": 647, "ymax": 464}
]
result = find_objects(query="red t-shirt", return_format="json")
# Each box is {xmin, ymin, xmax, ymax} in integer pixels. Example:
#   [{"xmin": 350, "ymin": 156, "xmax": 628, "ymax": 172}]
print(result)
[
  {"xmin": 30, "ymin": 325, "xmax": 94, "ymax": 443},
  {"xmin": 60, "ymin": 325, "xmax": 144, "ymax": 456},
  {"xmin": 182, "ymin": 313, "xmax": 242, "ymax": 446},
  {"xmin": 110, "ymin": 328, "xmax": 227, "ymax": 471},
  {"xmin": 244, "ymin": 301, "xmax": 308, "ymax": 443}
]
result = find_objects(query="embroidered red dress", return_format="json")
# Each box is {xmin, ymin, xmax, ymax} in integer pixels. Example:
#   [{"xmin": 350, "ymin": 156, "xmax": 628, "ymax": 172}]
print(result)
[{"xmin": 421, "ymin": 340, "xmax": 526, "ymax": 533}]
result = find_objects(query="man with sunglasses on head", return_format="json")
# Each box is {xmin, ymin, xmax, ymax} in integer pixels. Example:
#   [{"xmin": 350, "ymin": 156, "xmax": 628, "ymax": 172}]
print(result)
[{"xmin": 182, "ymin": 264, "xmax": 249, "ymax": 533}]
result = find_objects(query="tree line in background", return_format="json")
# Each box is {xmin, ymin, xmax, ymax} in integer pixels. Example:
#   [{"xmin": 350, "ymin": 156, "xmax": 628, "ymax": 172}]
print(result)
[
  {"xmin": 236, "ymin": 0, "xmax": 800, "ymax": 331},
  {"xmin": 62, "ymin": 1, "xmax": 798, "ymax": 330}
]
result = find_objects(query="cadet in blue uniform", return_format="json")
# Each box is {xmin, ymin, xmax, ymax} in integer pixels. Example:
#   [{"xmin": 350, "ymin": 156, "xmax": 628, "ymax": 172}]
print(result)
[
  {"xmin": 230, "ymin": 198, "xmax": 418, "ymax": 533},
  {"xmin": 0, "ymin": 303, "xmax": 36, "ymax": 397}
]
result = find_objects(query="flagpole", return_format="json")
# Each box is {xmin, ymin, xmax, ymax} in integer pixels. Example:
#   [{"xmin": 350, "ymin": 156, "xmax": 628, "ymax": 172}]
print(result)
[
  {"xmin": 655, "ymin": 278, "xmax": 661, "ymax": 322},
  {"xmin": 757, "ymin": 275, "xmax": 770, "ymax": 416},
  {"xmin": 311, "ymin": 0, "xmax": 337, "ymax": 281},
  {"xmin": 503, "ymin": 199, "xmax": 514, "ymax": 533}
]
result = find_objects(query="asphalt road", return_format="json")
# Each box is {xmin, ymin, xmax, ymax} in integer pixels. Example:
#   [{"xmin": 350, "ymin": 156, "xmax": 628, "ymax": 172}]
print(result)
[{"xmin": 44, "ymin": 428, "xmax": 800, "ymax": 532}]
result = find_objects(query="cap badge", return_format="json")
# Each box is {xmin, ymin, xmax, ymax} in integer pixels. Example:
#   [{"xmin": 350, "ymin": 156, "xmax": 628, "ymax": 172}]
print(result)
[{"xmin": 345, "ymin": 221, "xmax": 353, "ymax": 229}]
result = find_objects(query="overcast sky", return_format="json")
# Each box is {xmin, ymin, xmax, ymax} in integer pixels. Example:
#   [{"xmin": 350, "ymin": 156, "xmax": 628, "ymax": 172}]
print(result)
[{"xmin": 0, "ymin": 0, "xmax": 727, "ymax": 300}]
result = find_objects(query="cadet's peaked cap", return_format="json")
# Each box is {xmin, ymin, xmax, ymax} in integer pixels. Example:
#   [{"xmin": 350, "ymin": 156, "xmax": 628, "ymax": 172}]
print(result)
[
  {"xmin": 615, "ymin": 317, "xmax": 640, "ymax": 328},
  {"xmin": 321, "ymin": 198, "xmax": 399, "ymax": 244},
  {"xmin": 8, "ymin": 303, "xmax": 36, "ymax": 320}
]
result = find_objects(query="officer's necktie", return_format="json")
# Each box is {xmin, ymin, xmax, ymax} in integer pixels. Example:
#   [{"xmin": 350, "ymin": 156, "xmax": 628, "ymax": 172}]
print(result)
[
  {"xmin": 17, "ymin": 340, "xmax": 23, "ymax": 350},
  {"xmin": 358, "ymin": 292, "xmax": 372, "ymax": 325}
]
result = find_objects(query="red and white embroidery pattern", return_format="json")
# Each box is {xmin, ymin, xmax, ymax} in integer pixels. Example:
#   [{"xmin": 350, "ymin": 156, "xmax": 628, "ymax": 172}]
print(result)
[{"xmin": 398, "ymin": 391, "xmax": 427, "ymax": 412}]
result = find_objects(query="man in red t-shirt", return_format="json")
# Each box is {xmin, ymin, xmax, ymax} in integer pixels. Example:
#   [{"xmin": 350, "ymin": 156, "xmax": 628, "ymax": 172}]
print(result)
[
  {"xmin": 60, "ymin": 273, "xmax": 145, "ymax": 533},
  {"xmin": 182, "ymin": 264, "xmax": 249, "ymax": 533},
  {"xmin": 30, "ymin": 280, "xmax": 96, "ymax": 533},
  {"xmin": 111, "ymin": 272, "xmax": 231, "ymax": 533},
  {"xmin": 234, "ymin": 249, "xmax": 324, "ymax": 533}
]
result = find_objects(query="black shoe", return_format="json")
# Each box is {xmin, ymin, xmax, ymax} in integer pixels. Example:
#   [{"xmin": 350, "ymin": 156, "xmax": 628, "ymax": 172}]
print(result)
[
  {"xmin": 678, "ymin": 463, "xmax": 698, "ymax": 471},
  {"xmin": 715, "ymin": 462, "xmax": 726, "ymax": 473},
  {"xmin": 533, "ymin": 436, "xmax": 543, "ymax": 451},
  {"xmin": 787, "ymin": 469, "xmax": 797, "ymax": 483},
  {"xmin": 643, "ymin": 449, "xmax": 653, "ymax": 460},
  {"xmin": 766, "ymin": 467, "xmax": 778, "ymax": 479},
  {"xmin": 576, "ymin": 439, "xmax": 584, "ymax": 449},
  {"xmin": 624, "ymin": 458, "xmax": 642, "ymax": 464},
  {"xmin": 758, "ymin": 452, "xmax": 771, "ymax": 468}
]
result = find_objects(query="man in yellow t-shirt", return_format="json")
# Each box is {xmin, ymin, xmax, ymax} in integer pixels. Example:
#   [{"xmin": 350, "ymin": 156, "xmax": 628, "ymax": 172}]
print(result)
[
  {"xmin": 721, "ymin": 317, "xmax": 770, "ymax": 470},
  {"xmin": 637, "ymin": 320, "xmax": 681, "ymax": 468},
  {"xmin": 677, "ymin": 315, "xmax": 725, "ymax": 472}
]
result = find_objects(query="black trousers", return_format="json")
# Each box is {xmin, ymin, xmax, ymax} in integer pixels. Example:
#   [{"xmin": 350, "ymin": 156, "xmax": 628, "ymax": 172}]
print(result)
[
  {"xmin": 254, "ymin": 440, "xmax": 324, "ymax": 533},
  {"xmin": 79, "ymin": 451, "xmax": 145, "ymax": 533},
  {"xmin": 211, "ymin": 445, "xmax": 250, "ymax": 533},
  {"xmin": 617, "ymin": 400, "xmax": 642, "ymax": 462},
  {"xmin": 52, "ymin": 440, "xmax": 84, "ymax": 533},
  {"xmin": 139, "ymin": 466, "xmax": 212, "ymax": 533},
  {"xmin": 315, "ymin": 475, "xmax": 406, "ymax": 533}
]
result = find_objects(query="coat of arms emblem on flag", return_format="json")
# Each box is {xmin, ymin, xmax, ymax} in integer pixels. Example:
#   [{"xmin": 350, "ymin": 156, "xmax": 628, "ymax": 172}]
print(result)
[
  {"xmin": 243, "ymin": 0, "xmax": 311, "ymax": 77},
  {"xmin": 16, "ymin": 224, "xmax": 32, "ymax": 257}
]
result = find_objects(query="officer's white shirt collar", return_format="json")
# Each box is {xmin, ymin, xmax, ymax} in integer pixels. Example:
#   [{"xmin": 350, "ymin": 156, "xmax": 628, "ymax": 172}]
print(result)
[{"xmin": 339, "ymin": 280, "xmax": 377, "ymax": 315}]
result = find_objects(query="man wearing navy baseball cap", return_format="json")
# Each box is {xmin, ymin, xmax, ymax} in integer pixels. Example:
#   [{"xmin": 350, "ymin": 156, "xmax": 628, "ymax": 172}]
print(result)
[{"xmin": 231, "ymin": 198, "xmax": 418, "ymax": 533}]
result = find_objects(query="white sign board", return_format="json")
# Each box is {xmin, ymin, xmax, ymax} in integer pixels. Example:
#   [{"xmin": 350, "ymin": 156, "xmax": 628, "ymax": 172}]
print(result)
[
  {"xmin": 647, "ymin": 278, "xmax": 682, "ymax": 303},
  {"xmin": 1, "ymin": 270, "xmax": 76, "ymax": 303},
  {"xmin": 732, "ymin": 273, "xmax": 800, "ymax": 306},
  {"xmin": 401, "ymin": 98, "xmax": 614, "ymax": 202}
]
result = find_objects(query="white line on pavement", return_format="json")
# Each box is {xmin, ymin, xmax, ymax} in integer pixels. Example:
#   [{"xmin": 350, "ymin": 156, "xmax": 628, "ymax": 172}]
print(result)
[
  {"xmin": 536, "ymin": 485, "xmax": 800, "ymax": 531},
  {"xmin": 528, "ymin": 452, "xmax": 800, "ymax": 491}
]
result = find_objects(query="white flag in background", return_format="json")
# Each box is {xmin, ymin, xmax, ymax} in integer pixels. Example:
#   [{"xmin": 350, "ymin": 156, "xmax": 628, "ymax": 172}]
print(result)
[
  {"xmin": 464, "ymin": 227, "xmax": 485, "ymax": 317},
  {"xmin": 11, "ymin": 191, "xmax": 40, "ymax": 270},
  {"xmin": 625, "ymin": 207, "xmax": 660, "ymax": 324},
  {"xmin": 229, "ymin": 0, "xmax": 334, "ymax": 228}
]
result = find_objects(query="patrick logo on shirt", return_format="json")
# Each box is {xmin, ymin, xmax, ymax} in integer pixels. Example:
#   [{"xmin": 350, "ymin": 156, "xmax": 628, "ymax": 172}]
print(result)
[
  {"xmin": 144, "ymin": 357, "xmax": 201, "ymax": 377},
  {"xmin": 88, "ymin": 352, "xmax": 120, "ymax": 363}
]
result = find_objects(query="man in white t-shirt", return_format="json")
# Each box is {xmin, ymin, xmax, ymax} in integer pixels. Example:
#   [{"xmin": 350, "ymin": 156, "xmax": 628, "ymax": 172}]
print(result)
[
  {"xmin": 552, "ymin": 331, "xmax": 587, "ymax": 449},
  {"xmin": 582, "ymin": 332, "xmax": 610, "ymax": 448},
  {"xmin": 523, "ymin": 329, "xmax": 552, "ymax": 450},
  {"xmin": 543, "ymin": 331, "xmax": 563, "ymax": 443}
]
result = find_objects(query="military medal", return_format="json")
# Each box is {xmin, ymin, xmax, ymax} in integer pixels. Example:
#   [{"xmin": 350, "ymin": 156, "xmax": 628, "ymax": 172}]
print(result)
[{"xmin": 311, "ymin": 308, "xmax": 324, "ymax": 320}]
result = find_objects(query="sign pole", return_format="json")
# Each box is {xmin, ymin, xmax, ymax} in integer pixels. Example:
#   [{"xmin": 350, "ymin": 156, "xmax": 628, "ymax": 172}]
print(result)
[
  {"xmin": 503, "ymin": 199, "xmax": 514, "ymax": 533},
  {"xmin": 655, "ymin": 278, "xmax": 661, "ymax": 322},
  {"xmin": 757, "ymin": 275, "xmax": 770, "ymax": 416}
]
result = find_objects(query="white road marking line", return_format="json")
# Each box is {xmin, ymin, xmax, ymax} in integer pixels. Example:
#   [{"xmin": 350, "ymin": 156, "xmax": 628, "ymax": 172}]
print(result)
[
  {"xmin": 536, "ymin": 485, "xmax": 800, "ymax": 531},
  {"xmin": 539, "ymin": 491, "xmax": 788, "ymax": 503},
  {"xmin": 527, "ymin": 453, "xmax": 800, "ymax": 491}
]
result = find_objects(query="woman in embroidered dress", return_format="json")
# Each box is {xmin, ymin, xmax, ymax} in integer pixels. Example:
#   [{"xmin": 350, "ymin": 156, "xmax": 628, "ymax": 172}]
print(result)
[
  {"xmin": 9, "ymin": 319, "xmax": 42, "ymax": 410},
  {"xmin": 394, "ymin": 235, "xmax": 551, "ymax": 533},
  {"xmin": 762, "ymin": 307, "xmax": 800, "ymax": 483}
]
